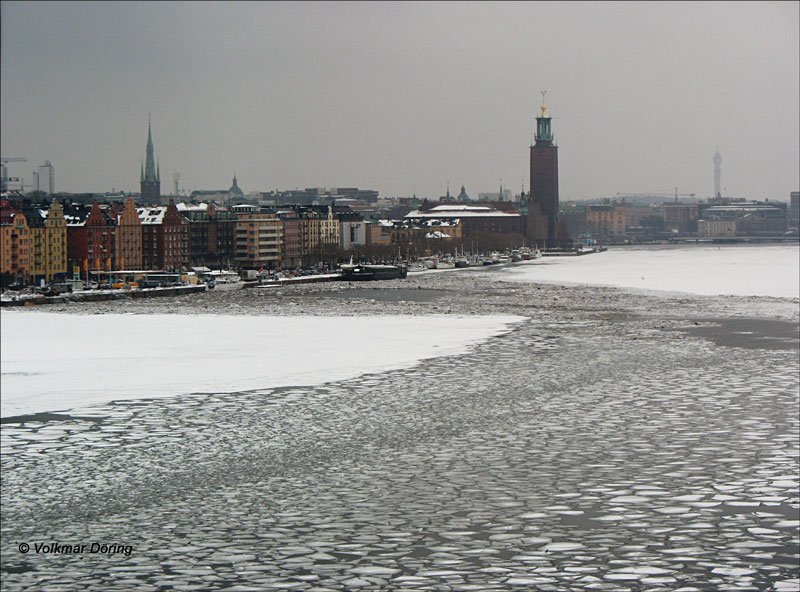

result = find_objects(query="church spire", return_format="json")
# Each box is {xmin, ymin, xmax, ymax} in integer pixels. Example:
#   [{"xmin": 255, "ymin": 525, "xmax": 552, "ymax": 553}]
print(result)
[
  {"xmin": 144, "ymin": 117, "xmax": 157, "ymax": 182},
  {"xmin": 140, "ymin": 116, "xmax": 161, "ymax": 202}
]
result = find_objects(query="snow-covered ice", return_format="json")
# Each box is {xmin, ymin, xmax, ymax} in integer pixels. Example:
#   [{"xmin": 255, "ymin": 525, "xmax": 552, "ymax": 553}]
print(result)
[
  {"xmin": 0, "ymin": 312, "xmax": 523, "ymax": 417},
  {"xmin": 500, "ymin": 244, "xmax": 800, "ymax": 298}
]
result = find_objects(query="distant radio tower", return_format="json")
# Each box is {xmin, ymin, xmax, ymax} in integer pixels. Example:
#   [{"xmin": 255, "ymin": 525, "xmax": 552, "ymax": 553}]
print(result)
[
  {"xmin": 713, "ymin": 148, "xmax": 722, "ymax": 198},
  {"xmin": 173, "ymin": 172, "xmax": 181, "ymax": 196}
]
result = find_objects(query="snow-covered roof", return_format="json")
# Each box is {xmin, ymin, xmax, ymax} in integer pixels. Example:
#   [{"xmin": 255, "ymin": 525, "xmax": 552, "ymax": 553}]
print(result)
[
  {"xmin": 429, "ymin": 205, "xmax": 491, "ymax": 212},
  {"xmin": 425, "ymin": 231, "xmax": 452, "ymax": 239},
  {"xmin": 137, "ymin": 207, "xmax": 166, "ymax": 225},
  {"xmin": 176, "ymin": 202, "xmax": 209, "ymax": 212},
  {"xmin": 405, "ymin": 209, "xmax": 519, "ymax": 219}
]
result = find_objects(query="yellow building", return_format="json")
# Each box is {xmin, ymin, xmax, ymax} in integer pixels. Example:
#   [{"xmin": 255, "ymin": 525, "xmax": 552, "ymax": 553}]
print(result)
[
  {"xmin": 586, "ymin": 205, "xmax": 627, "ymax": 238},
  {"xmin": 232, "ymin": 205, "xmax": 283, "ymax": 269},
  {"xmin": 43, "ymin": 201, "xmax": 68, "ymax": 282},
  {"xmin": 27, "ymin": 209, "xmax": 47, "ymax": 281},
  {"xmin": 22, "ymin": 202, "xmax": 69, "ymax": 283},
  {"xmin": 301, "ymin": 206, "xmax": 340, "ymax": 257},
  {"xmin": 0, "ymin": 209, "xmax": 31, "ymax": 283}
]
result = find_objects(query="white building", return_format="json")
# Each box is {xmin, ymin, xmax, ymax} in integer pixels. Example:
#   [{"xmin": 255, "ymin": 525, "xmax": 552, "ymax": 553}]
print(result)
[
  {"xmin": 340, "ymin": 219, "xmax": 367, "ymax": 249},
  {"xmin": 33, "ymin": 160, "xmax": 55, "ymax": 195}
]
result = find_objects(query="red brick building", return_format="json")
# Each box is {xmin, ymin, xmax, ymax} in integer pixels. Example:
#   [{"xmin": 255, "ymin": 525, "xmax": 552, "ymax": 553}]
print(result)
[
  {"xmin": 137, "ymin": 201, "xmax": 188, "ymax": 270},
  {"xmin": 65, "ymin": 203, "xmax": 116, "ymax": 274},
  {"xmin": 278, "ymin": 209, "xmax": 303, "ymax": 268}
]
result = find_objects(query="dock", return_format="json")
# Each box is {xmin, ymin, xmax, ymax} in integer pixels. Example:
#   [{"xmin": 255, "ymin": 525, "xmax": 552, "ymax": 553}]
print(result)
[
  {"xmin": 0, "ymin": 284, "xmax": 206, "ymax": 307},
  {"xmin": 541, "ymin": 247, "xmax": 608, "ymax": 257}
]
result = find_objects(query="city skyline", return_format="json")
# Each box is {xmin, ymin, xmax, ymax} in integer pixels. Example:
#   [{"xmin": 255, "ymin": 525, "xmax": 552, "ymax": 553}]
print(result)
[{"xmin": 1, "ymin": 1, "xmax": 798, "ymax": 200}]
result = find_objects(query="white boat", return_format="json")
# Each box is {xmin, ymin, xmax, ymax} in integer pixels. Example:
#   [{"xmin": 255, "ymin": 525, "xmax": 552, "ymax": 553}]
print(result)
[
  {"xmin": 519, "ymin": 247, "xmax": 542, "ymax": 260},
  {"xmin": 436, "ymin": 258, "xmax": 456, "ymax": 269},
  {"xmin": 204, "ymin": 270, "xmax": 244, "ymax": 291}
]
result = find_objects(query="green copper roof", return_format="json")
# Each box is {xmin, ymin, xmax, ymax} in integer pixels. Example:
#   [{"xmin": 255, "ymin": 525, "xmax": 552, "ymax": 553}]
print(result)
[{"xmin": 143, "ymin": 120, "xmax": 157, "ymax": 182}]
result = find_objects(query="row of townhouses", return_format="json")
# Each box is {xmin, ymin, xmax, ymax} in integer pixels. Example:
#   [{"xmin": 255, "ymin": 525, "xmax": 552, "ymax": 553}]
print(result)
[{"xmin": 1, "ymin": 198, "xmax": 524, "ymax": 285}]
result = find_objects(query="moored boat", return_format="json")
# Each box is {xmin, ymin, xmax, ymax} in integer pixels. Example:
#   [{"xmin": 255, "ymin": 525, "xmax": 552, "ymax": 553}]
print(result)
[
  {"xmin": 204, "ymin": 270, "xmax": 245, "ymax": 291},
  {"xmin": 339, "ymin": 263, "xmax": 408, "ymax": 281}
]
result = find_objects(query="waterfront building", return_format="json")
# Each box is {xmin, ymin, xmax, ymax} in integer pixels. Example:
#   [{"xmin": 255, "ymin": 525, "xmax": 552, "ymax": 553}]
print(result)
[
  {"xmin": 175, "ymin": 201, "xmax": 237, "ymax": 269},
  {"xmin": 22, "ymin": 208, "xmax": 46, "ymax": 281},
  {"xmin": 233, "ymin": 204, "xmax": 282, "ymax": 270},
  {"xmin": 698, "ymin": 202, "xmax": 788, "ymax": 236},
  {"xmin": 112, "ymin": 197, "xmax": 143, "ymax": 270},
  {"xmin": 528, "ymin": 93, "xmax": 560, "ymax": 247},
  {"xmin": 42, "ymin": 201, "xmax": 67, "ymax": 281},
  {"xmin": 207, "ymin": 203, "xmax": 237, "ymax": 269},
  {"xmin": 64, "ymin": 204, "xmax": 90, "ymax": 275},
  {"xmin": 140, "ymin": 119, "xmax": 161, "ymax": 203},
  {"xmin": 300, "ymin": 205, "xmax": 340, "ymax": 261},
  {"xmin": 697, "ymin": 219, "xmax": 737, "ymax": 238},
  {"xmin": 790, "ymin": 191, "xmax": 799, "ymax": 229},
  {"xmin": 84, "ymin": 203, "xmax": 116, "ymax": 272},
  {"xmin": 0, "ymin": 204, "xmax": 30, "ymax": 284},
  {"xmin": 138, "ymin": 202, "xmax": 189, "ymax": 271},
  {"xmin": 658, "ymin": 203, "xmax": 699, "ymax": 235},
  {"xmin": 337, "ymin": 210, "xmax": 366, "ymax": 251},
  {"xmin": 586, "ymin": 204, "xmax": 627, "ymax": 239},
  {"xmin": 277, "ymin": 209, "xmax": 303, "ymax": 268},
  {"xmin": 177, "ymin": 202, "xmax": 211, "ymax": 267},
  {"xmin": 62, "ymin": 203, "xmax": 117, "ymax": 275}
]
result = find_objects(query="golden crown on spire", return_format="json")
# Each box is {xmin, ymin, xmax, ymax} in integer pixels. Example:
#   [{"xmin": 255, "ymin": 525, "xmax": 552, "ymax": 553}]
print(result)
[{"xmin": 538, "ymin": 90, "xmax": 549, "ymax": 118}]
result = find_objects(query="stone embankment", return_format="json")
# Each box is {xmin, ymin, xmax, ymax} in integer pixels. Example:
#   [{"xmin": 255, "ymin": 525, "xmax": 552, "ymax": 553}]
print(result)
[{"xmin": 0, "ymin": 284, "xmax": 206, "ymax": 307}]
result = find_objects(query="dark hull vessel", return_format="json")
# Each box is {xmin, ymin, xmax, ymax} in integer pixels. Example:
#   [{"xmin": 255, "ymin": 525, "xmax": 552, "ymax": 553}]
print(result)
[{"xmin": 339, "ymin": 264, "xmax": 408, "ymax": 281}]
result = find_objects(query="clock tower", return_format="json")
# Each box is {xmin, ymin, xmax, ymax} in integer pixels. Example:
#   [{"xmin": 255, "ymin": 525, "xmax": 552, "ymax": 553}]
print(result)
[{"xmin": 528, "ymin": 92, "xmax": 559, "ymax": 248}]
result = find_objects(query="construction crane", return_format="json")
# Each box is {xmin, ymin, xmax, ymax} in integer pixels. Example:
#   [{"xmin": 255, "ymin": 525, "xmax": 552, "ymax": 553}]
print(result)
[{"xmin": 1, "ymin": 157, "xmax": 27, "ymax": 192}]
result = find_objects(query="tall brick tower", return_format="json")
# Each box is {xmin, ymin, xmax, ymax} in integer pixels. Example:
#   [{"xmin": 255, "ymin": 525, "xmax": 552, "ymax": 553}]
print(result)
[
  {"xmin": 528, "ymin": 92, "xmax": 559, "ymax": 247},
  {"xmin": 140, "ymin": 116, "xmax": 161, "ymax": 203}
]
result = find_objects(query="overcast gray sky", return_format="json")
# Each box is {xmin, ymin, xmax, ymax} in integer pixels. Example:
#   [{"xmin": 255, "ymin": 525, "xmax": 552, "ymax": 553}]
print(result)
[{"xmin": 1, "ymin": 1, "xmax": 798, "ymax": 200}]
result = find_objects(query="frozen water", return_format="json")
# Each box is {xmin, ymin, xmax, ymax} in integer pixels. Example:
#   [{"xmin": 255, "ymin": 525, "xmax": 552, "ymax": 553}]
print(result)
[
  {"xmin": 1, "ymin": 270, "xmax": 797, "ymax": 590},
  {"xmin": 500, "ymin": 244, "xmax": 800, "ymax": 298},
  {"xmin": 0, "ymin": 312, "xmax": 522, "ymax": 417}
]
